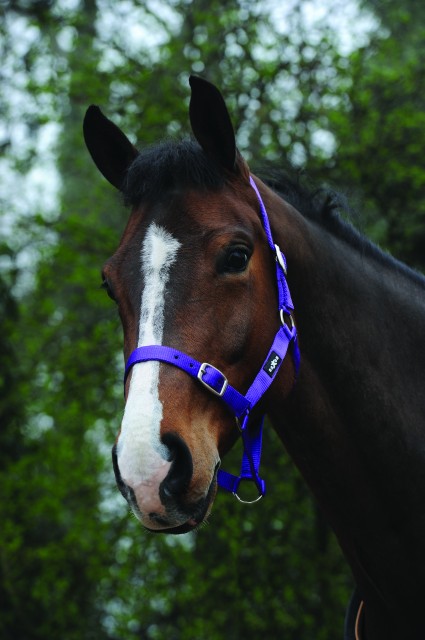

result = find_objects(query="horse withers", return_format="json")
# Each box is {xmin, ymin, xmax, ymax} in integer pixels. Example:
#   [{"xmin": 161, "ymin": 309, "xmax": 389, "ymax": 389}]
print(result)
[{"xmin": 84, "ymin": 77, "xmax": 425, "ymax": 640}]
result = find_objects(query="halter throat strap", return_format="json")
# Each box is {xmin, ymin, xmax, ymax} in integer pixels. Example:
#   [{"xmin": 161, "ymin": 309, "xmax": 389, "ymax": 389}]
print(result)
[{"xmin": 124, "ymin": 176, "xmax": 300, "ymax": 502}]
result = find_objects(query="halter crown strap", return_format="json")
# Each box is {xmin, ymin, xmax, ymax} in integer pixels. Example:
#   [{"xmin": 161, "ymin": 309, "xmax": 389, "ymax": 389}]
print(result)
[{"xmin": 124, "ymin": 176, "xmax": 300, "ymax": 502}]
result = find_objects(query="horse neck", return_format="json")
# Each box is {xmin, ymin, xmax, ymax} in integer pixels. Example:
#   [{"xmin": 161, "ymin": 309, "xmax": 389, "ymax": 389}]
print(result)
[{"xmin": 264, "ymin": 186, "xmax": 425, "ymax": 638}]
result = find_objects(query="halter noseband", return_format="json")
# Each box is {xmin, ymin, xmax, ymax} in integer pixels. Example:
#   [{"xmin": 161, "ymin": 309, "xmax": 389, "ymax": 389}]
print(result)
[{"xmin": 124, "ymin": 176, "xmax": 300, "ymax": 503}]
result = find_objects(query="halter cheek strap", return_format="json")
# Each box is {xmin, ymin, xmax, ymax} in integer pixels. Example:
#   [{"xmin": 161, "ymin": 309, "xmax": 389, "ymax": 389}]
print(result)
[{"xmin": 124, "ymin": 176, "xmax": 300, "ymax": 503}]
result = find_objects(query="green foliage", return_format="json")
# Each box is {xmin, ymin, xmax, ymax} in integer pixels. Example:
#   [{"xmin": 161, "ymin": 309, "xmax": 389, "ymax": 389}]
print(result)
[
  {"xmin": 2, "ymin": 0, "xmax": 425, "ymax": 638},
  {"xmin": 327, "ymin": 1, "xmax": 425, "ymax": 269}
]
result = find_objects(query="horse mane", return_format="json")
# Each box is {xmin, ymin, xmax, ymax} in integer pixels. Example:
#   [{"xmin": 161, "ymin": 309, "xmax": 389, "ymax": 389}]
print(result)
[
  {"xmin": 257, "ymin": 167, "xmax": 425, "ymax": 290},
  {"xmin": 122, "ymin": 139, "xmax": 424, "ymax": 289}
]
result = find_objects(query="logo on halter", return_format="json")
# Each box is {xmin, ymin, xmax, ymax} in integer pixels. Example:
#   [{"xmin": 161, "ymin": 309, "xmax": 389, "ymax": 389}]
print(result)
[{"xmin": 263, "ymin": 352, "xmax": 282, "ymax": 378}]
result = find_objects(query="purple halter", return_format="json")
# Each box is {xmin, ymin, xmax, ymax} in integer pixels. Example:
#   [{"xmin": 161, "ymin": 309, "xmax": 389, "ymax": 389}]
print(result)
[{"xmin": 124, "ymin": 176, "xmax": 300, "ymax": 503}]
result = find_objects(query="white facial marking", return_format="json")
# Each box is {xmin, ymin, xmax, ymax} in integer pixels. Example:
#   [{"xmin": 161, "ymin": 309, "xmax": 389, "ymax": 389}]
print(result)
[{"xmin": 117, "ymin": 223, "xmax": 181, "ymax": 506}]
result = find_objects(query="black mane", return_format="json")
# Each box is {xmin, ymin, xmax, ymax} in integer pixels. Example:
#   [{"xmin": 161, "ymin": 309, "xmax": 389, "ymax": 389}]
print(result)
[{"xmin": 257, "ymin": 167, "xmax": 425, "ymax": 289}]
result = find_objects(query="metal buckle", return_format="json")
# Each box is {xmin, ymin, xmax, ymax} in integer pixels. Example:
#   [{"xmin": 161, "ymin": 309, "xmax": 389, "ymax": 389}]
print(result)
[
  {"xmin": 197, "ymin": 362, "xmax": 228, "ymax": 397},
  {"xmin": 275, "ymin": 244, "xmax": 287, "ymax": 275}
]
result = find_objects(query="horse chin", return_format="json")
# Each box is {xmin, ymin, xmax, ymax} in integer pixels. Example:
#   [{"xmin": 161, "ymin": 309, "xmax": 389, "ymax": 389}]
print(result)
[{"xmin": 144, "ymin": 521, "xmax": 199, "ymax": 535}]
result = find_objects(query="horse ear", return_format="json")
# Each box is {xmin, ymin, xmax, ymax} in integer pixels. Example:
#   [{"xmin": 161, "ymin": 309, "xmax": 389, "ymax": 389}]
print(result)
[
  {"xmin": 83, "ymin": 105, "xmax": 139, "ymax": 190},
  {"xmin": 189, "ymin": 76, "xmax": 236, "ymax": 172}
]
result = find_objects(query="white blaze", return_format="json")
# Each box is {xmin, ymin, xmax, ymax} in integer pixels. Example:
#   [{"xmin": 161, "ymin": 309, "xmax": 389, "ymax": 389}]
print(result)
[{"xmin": 117, "ymin": 223, "xmax": 181, "ymax": 491}]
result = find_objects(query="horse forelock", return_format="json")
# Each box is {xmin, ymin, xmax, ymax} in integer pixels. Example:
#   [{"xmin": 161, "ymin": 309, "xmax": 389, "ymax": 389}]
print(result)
[{"xmin": 122, "ymin": 139, "xmax": 226, "ymax": 207}]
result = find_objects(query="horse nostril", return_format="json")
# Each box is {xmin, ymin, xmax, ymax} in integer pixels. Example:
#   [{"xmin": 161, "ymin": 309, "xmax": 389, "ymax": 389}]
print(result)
[{"xmin": 160, "ymin": 433, "xmax": 193, "ymax": 498}]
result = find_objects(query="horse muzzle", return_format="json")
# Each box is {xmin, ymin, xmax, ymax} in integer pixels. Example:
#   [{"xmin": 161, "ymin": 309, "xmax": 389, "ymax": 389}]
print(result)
[{"xmin": 112, "ymin": 434, "xmax": 219, "ymax": 533}]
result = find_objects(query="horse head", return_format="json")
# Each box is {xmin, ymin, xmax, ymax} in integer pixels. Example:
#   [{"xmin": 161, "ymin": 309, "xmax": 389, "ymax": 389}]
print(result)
[{"xmin": 83, "ymin": 77, "xmax": 297, "ymax": 533}]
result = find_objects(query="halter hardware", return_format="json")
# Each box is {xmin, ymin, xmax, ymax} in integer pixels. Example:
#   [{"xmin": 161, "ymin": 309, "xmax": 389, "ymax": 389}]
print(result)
[
  {"xmin": 233, "ymin": 479, "xmax": 264, "ymax": 504},
  {"xmin": 275, "ymin": 244, "xmax": 287, "ymax": 274},
  {"xmin": 197, "ymin": 362, "xmax": 228, "ymax": 397},
  {"xmin": 124, "ymin": 176, "xmax": 300, "ymax": 501},
  {"xmin": 280, "ymin": 310, "xmax": 295, "ymax": 329}
]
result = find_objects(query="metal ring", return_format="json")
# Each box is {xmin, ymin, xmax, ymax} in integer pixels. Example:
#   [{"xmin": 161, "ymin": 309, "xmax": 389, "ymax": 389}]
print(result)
[
  {"xmin": 280, "ymin": 310, "xmax": 295, "ymax": 329},
  {"xmin": 232, "ymin": 477, "xmax": 264, "ymax": 504},
  {"xmin": 233, "ymin": 491, "xmax": 263, "ymax": 504},
  {"xmin": 235, "ymin": 413, "xmax": 249, "ymax": 433}
]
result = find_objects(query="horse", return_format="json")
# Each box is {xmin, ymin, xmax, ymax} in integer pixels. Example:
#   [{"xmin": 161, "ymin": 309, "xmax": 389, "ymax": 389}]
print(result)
[{"xmin": 83, "ymin": 76, "xmax": 425, "ymax": 640}]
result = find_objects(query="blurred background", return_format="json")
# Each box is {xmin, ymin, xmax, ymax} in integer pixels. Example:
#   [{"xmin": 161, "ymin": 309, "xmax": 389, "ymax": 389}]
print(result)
[{"xmin": 1, "ymin": 0, "xmax": 425, "ymax": 638}]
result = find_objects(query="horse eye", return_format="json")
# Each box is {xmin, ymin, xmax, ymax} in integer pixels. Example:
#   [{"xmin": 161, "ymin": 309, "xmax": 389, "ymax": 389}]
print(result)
[{"xmin": 219, "ymin": 247, "xmax": 251, "ymax": 274}]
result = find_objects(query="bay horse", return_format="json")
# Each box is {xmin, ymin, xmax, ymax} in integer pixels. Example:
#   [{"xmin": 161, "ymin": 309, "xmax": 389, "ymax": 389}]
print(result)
[{"xmin": 83, "ymin": 76, "xmax": 425, "ymax": 640}]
